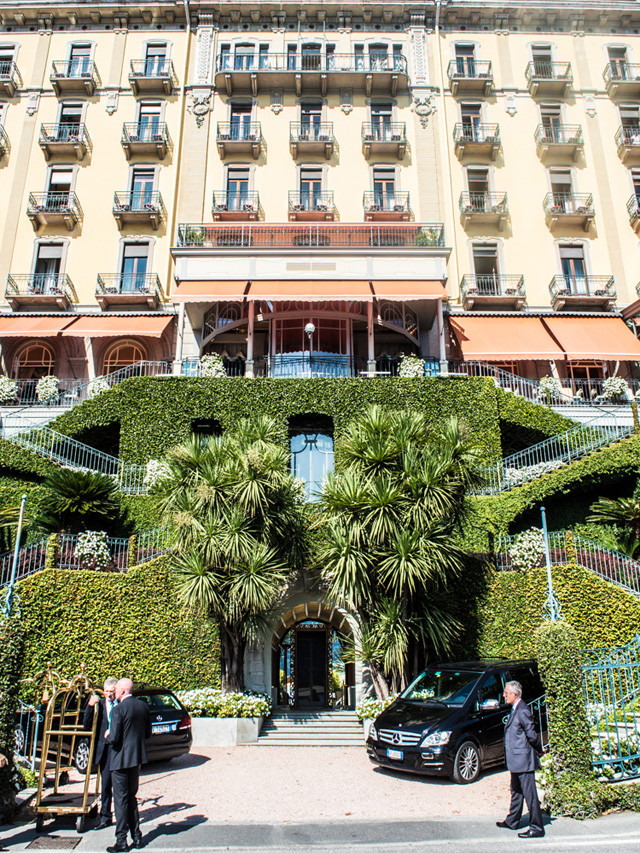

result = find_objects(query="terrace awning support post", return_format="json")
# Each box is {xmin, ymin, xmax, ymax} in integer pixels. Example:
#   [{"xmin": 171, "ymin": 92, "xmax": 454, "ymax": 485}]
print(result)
[
  {"xmin": 367, "ymin": 300, "xmax": 375, "ymax": 374},
  {"xmin": 541, "ymin": 504, "xmax": 561, "ymax": 621},
  {"xmin": 437, "ymin": 298, "xmax": 448, "ymax": 374},
  {"xmin": 4, "ymin": 493, "xmax": 27, "ymax": 620},
  {"xmin": 246, "ymin": 300, "xmax": 255, "ymax": 378}
]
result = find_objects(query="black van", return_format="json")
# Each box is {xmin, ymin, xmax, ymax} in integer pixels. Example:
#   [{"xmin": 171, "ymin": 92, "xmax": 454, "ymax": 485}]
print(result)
[{"xmin": 366, "ymin": 659, "xmax": 545, "ymax": 784}]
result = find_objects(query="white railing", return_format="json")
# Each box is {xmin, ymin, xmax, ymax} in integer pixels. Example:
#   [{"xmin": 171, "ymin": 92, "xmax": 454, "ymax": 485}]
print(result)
[
  {"xmin": 0, "ymin": 537, "xmax": 48, "ymax": 587},
  {"xmin": 136, "ymin": 526, "xmax": 175, "ymax": 563}
]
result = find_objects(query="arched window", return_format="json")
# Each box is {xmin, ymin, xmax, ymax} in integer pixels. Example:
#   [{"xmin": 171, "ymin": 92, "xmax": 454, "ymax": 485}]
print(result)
[
  {"xmin": 12, "ymin": 341, "xmax": 55, "ymax": 379},
  {"xmin": 289, "ymin": 414, "xmax": 334, "ymax": 501},
  {"xmin": 102, "ymin": 339, "xmax": 147, "ymax": 374}
]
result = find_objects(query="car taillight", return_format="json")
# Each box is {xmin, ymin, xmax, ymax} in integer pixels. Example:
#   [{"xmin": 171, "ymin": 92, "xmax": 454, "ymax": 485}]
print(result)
[{"xmin": 178, "ymin": 716, "xmax": 191, "ymax": 730}]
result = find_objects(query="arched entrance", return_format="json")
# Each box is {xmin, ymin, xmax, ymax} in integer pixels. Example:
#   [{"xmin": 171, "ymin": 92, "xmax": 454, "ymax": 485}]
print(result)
[{"xmin": 271, "ymin": 602, "xmax": 356, "ymax": 710}]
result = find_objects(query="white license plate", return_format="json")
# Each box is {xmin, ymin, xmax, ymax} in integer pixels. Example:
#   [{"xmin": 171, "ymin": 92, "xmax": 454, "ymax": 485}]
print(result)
[
  {"xmin": 152, "ymin": 724, "xmax": 173, "ymax": 734},
  {"xmin": 386, "ymin": 748, "xmax": 403, "ymax": 760}
]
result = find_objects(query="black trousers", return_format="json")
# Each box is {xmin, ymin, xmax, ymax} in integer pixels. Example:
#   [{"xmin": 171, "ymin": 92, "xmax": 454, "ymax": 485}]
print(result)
[
  {"xmin": 111, "ymin": 766, "xmax": 141, "ymax": 845},
  {"xmin": 99, "ymin": 748, "xmax": 113, "ymax": 818},
  {"xmin": 505, "ymin": 771, "xmax": 544, "ymax": 833}
]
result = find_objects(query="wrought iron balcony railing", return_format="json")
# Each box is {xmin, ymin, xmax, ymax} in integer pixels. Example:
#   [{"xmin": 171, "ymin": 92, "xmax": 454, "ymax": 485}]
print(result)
[
  {"xmin": 453, "ymin": 123, "xmax": 500, "ymax": 145},
  {"xmin": 113, "ymin": 191, "xmax": 165, "ymax": 215},
  {"xmin": 288, "ymin": 191, "xmax": 335, "ymax": 212},
  {"xmin": 215, "ymin": 52, "xmax": 408, "ymax": 75},
  {"xmin": 603, "ymin": 62, "xmax": 640, "ymax": 87},
  {"xmin": 616, "ymin": 125, "xmax": 640, "ymax": 150},
  {"xmin": 363, "ymin": 191, "xmax": 410, "ymax": 214},
  {"xmin": 96, "ymin": 273, "xmax": 162, "ymax": 297},
  {"xmin": 0, "ymin": 59, "xmax": 22, "ymax": 92},
  {"xmin": 459, "ymin": 192, "xmax": 508, "ymax": 214},
  {"xmin": 213, "ymin": 191, "xmax": 260, "ymax": 213},
  {"xmin": 216, "ymin": 121, "xmax": 261, "ymax": 142},
  {"xmin": 50, "ymin": 59, "xmax": 101, "ymax": 88},
  {"xmin": 290, "ymin": 122, "xmax": 334, "ymax": 143},
  {"xmin": 626, "ymin": 194, "xmax": 640, "ymax": 222},
  {"xmin": 460, "ymin": 274, "xmax": 525, "ymax": 298},
  {"xmin": 447, "ymin": 59, "xmax": 492, "ymax": 83},
  {"xmin": 121, "ymin": 122, "xmax": 171, "ymax": 146},
  {"xmin": 543, "ymin": 193, "xmax": 594, "ymax": 217},
  {"xmin": 27, "ymin": 192, "xmax": 83, "ymax": 220},
  {"xmin": 0, "ymin": 125, "xmax": 9, "ymax": 157},
  {"xmin": 549, "ymin": 275, "xmax": 615, "ymax": 299},
  {"xmin": 129, "ymin": 58, "xmax": 177, "ymax": 88},
  {"xmin": 39, "ymin": 123, "xmax": 92, "ymax": 151},
  {"xmin": 361, "ymin": 122, "xmax": 406, "ymax": 143},
  {"xmin": 6, "ymin": 273, "xmax": 76, "ymax": 300},
  {"xmin": 175, "ymin": 222, "xmax": 445, "ymax": 250},
  {"xmin": 525, "ymin": 61, "xmax": 572, "ymax": 84},
  {"xmin": 535, "ymin": 124, "xmax": 583, "ymax": 146}
]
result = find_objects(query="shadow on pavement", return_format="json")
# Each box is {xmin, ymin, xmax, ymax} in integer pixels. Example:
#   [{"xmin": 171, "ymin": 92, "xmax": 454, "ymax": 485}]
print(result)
[
  {"xmin": 139, "ymin": 797, "xmax": 199, "ymax": 822},
  {"xmin": 138, "ymin": 814, "xmax": 208, "ymax": 846},
  {"xmin": 371, "ymin": 764, "xmax": 506, "ymax": 786}
]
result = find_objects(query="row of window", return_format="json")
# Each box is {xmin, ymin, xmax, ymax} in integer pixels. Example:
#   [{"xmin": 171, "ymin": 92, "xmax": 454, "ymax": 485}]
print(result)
[{"xmin": 0, "ymin": 40, "xmax": 172, "ymax": 78}]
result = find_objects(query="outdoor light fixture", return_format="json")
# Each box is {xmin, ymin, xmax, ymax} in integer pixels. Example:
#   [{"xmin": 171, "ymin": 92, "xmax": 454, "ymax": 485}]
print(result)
[{"xmin": 304, "ymin": 322, "xmax": 315, "ymax": 338}]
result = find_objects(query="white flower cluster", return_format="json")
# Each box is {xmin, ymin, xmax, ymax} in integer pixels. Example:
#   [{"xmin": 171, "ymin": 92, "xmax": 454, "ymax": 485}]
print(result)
[
  {"xmin": 398, "ymin": 355, "xmax": 425, "ymax": 378},
  {"xmin": 355, "ymin": 694, "xmax": 397, "ymax": 721},
  {"xmin": 538, "ymin": 375, "xmax": 562, "ymax": 400},
  {"xmin": 175, "ymin": 687, "xmax": 272, "ymax": 718},
  {"xmin": 88, "ymin": 377, "xmax": 110, "ymax": 398},
  {"xmin": 36, "ymin": 375, "xmax": 59, "ymax": 403},
  {"xmin": 291, "ymin": 476, "xmax": 307, "ymax": 504},
  {"xmin": 143, "ymin": 459, "xmax": 171, "ymax": 489},
  {"xmin": 200, "ymin": 353, "xmax": 227, "ymax": 378},
  {"xmin": 0, "ymin": 375, "xmax": 18, "ymax": 403},
  {"xmin": 74, "ymin": 530, "xmax": 111, "ymax": 571},
  {"xmin": 593, "ymin": 732, "xmax": 640, "ymax": 781},
  {"xmin": 502, "ymin": 459, "xmax": 565, "ymax": 489},
  {"xmin": 603, "ymin": 376, "xmax": 630, "ymax": 400},
  {"xmin": 509, "ymin": 527, "xmax": 546, "ymax": 571}
]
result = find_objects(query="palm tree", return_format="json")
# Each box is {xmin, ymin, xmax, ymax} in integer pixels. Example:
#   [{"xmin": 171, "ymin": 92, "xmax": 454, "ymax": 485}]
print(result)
[
  {"xmin": 587, "ymin": 496, "xmax": 640, "ymax": 557},
  {"xmin": 319, "ymin": 405, "xmax": 481, "ymax": 697},
  {"xmin": 35, "ymin": 468, "xmax": 126, "ymax": 535},
  {"xmin": 155, "ymin": 417, "xmax": 307, "ymax": 692}
]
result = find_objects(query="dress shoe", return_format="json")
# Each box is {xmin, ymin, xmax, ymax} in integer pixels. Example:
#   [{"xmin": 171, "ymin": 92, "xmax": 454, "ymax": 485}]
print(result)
[
  {"xmin": 106, "ymin": 844, "xmax": 129, "ymax": 852},
  {"xmin": 96, "ymin": 818, "xmax": 112, "ymax": 829},
  {"xmin": 131, "ymin": 836, "xmax": 144, "ymax": 849},
  {"xmin": 496, "ymin": 821, "xmax": 517, "ymax": 829},
  {"xmin": 518, "ymin": 829, "xmax": 545, "ymax": 838}
]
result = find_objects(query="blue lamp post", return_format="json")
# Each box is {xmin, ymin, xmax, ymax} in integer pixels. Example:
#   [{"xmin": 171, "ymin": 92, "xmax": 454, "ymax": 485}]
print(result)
[
  {"xmin": 540, "ymin": 504, "xmax": 561, "ymax": 621},
  {"xmin": 4, "ymin": 493, "xmax": 27, "ymax": 619}
]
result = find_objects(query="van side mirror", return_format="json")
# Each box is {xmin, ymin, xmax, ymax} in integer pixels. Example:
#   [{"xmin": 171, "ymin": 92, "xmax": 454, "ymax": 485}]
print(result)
[{"xmin": 481, "ymin": 699, "xmax": 500, "ymax": 711}]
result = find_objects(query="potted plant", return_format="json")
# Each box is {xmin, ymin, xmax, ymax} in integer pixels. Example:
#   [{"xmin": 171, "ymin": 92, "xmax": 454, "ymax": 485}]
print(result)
[
  {"xmin": 175, "ymin": 688, "xmax": 272, "ymax": 746},
  {"xmin": 603, "ymin": 376, "xmax": 630, "ymax": 403},
  {"xmin": 36, "ymin": 375, "xmax": 59, "ymax": 404},
  {"xmin": 0, "ymin": 375, "xmax": 18, "ymax": 404}
]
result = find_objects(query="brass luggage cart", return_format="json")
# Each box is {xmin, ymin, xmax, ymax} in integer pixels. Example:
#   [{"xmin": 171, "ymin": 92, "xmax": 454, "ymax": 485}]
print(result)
[{"xmin": 34, "ymin": 671, "xmax": 101, "ymax": 833}]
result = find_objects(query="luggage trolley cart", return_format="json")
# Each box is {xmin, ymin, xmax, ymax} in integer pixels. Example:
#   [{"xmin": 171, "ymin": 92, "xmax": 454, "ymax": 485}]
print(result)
[{"xmin": 34, "ymin": 671, "xmax": 101, "ymax": 833}]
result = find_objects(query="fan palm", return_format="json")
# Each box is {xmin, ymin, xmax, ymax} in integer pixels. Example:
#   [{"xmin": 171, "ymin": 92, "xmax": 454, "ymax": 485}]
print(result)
[
  {"xmin": 587, "ymin": 497, "xmax": 640, "ymax": 544},
  {"xmin": 35, "ymin": 468, "xmax": 125, "ymax": 535}
]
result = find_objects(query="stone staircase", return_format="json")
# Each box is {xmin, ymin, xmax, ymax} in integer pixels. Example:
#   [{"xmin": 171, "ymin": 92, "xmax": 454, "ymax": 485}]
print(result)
[{"xmin": 257, "ymin": 710, "xmax": 364, "ymax": 746}]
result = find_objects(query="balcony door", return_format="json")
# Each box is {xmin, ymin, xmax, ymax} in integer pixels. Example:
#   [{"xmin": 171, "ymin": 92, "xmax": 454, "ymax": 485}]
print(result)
[
  {"xmin": 301, "ymin": 43, "xmax": 322, "ymax": 71},
  {"xmin": 130, "ymin": 168, "xmax": 155, "ymax": 208},
  {"xmin": 68, "ymin": 44, "xmax": 91, "ymax": 77},
  {"xmin": 455, "ymin": 44, "xmax": 476, "ymax": 76},
  {"xmin": 144, "ymin": 43, "xmax": 167, "ymax": 76},
  {"xmin": 461, "ymin": 103, "xmax": 482, "ymax": 139},
  {"xmin": 230, "ymin": 103, "xmax": 252, "ymax": 140},
  {"xmin": 531, "ymin": 44, "xmax": 553, "ymax": 77},
  {"xmin": 608, "ymin": 47, "xmax": 629, "ymax": 80},
  {"xmin": 559, "ymin": 245, "xmax": 587, "ymax": 293},
  {"xmin": 632, "ymin": 168, "xmax": 640, "ymax": 203},
  {"xmin": 541, "ymin": 104, "xmax": 563, "ymax": 142},
  {"xmin": 472, "ymin": 243, "xmax": 499, "ymax": 294},
  {"xmin": 227, "ymin": 167, "xmax": 250, "ymax": 211},
  {"xmin": 371, "ymin": 102, "xmax": 393, "ymax": 141},
  {"xmin": 620, "ymin": 105, "xmax": 640, "ymax": 143},
  {"xmin": 369, "ymin": 44, "xmax": 389, "ymax": 71},
  {"xmin": 300, "ymin": 167, "xmax": 323, "ymax": 210},
  {"xmin": 47, "ymin": 167, "xmax": 72, "ymax": 208},
  {"xmin": 234, "ymin": 44, "xmax": 255, "ymax": 71},
  {"xmin": 137, "ymin": 102, "xmax": 161, "ymax": 140},
  {"xmin": 120, "ymin": 243, "xmax": 149, "ymax": 292},
  {"xmin": 467, "ymin": 168, "xmax": 490, "ymax": 211},
  {"xmin": 550, "ymin": 169, "xmax": 573, "ymax": 213},
  {"xmin": 34, "ymin": 243, "xmax": 63, "ymax": 293},
  {"xmin": 300, "ymin": 102, "xmax": 322, "ymax": 139},
  {"xmin": 373, "ymin": 167, "xmax": 396, "ymax": 210},
  {"xmin": 57, "ymin": 103, "xmax": 83, "ymax": 141},
  {"xmin": 0, "ymin": 46, "xmax": 15, "ymax": 76}
]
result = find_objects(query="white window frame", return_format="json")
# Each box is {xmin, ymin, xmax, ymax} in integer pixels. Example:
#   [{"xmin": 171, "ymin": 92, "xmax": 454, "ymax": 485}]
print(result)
[
  {"xmin": 46, "ymin": 164, "xmax": 79, "ymax": 193},
  {"xmin": 467, "ymin": 238, "xmax": 505, "ymax": 277},
  {"xmin": 554, "ymin": 239, "xmax": 592, "ymax": 276},
  {"xmin": 29, "ymin": 237, "xmax": 70, "ymax": 276},
  {"xmin": 116, "ymin": 237, "xmax": 155, "ymax": 275},
  {"xmin": 369, "ymin": 163, "xmax": 399, "ymax": 193},
  {"xmin": 56, "ymin": 99, "xmax": 87, "ymax": 124}
]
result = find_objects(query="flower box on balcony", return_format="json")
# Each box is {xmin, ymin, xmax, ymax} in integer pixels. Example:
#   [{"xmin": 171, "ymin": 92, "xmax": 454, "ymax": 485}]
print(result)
[
  {"xmin": 143, "ymin": 202, "xmax": 157, "ymax": 211},
  {"xmin": 316, "ymin": 204, "xmax": 328, "ymax": 211},
  {"xmin": 293, "ymin": 204, "xmax": 305, "ymax": 211},
  {"xmin": 393, "ymin": 204, "xmax": 405, "ymax": 211},
  {"xmin": 594, "ymin": 289, "xmax": 607, "ymax": 296},
  {"xmin": 242, "ymin": 203, "xmax": 255, "ymax": 212},
  {"xmin": 215, "ymin": 204, "xmax": 228, "ymax": 211},
  {"xmin": 369, "ymin": 204, "xmax": 381, "ymax": 211},
  {"xmin": 116, "ymin": 203, "xmax": 130, "ymax": 212}
]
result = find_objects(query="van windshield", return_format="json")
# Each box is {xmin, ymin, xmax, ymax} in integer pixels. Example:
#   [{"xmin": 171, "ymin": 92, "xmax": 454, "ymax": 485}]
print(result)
[{"xmin": 401, "ymin": 669, "xmax": 480, "ymax": 706}]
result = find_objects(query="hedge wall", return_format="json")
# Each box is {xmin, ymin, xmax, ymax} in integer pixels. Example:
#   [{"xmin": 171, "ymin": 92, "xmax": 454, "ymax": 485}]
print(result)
[
  {"xmin": 477, "ymin": 559, "xmax": 640, "ymax": 658},
  {"xmin": 17, "ymin": 556, "xmax": 220, "ymax": 691}
]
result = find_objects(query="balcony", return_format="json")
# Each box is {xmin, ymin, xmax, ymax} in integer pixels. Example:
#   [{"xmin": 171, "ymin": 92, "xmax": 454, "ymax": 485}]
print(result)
[
  {"xmin": 214, "ymin": 52, "xmax": 408, "ymax": 97},
  {"xmin": 288, "ymin": 191, "xmax": 335, "ymax": 221},
  {"xmin": 216, "ymin": 122, "xmax": 261, "ymax": 159},
  {"xmin": 459, "ymin": 192, "xmax": 508, "ymax": 231},
  {"xmin": 5, "ymin": 273, "xmax": 76, "ymax": 310},
  {"xmin": 96, "ymin": 273, "xmax": 162, "ymax": 309},
  {"xmin": 460, "ymin": 274, "xmax": 526, "ymax": 311},
  {"xmin": 175, "ymin": 222, "xmax": 445, "ymax": 250},
  {"xmin": 626, "ymin": 195, "xmax": 640, "ymax": 234},
  {"xmin": 447, "ymin": 59, "xmax": 493, "ymax": 96},
  {"xmin": 112, "ymin": 191, "xmax": 166, "ymax": 230},
  {"xmin": 543, "ymin": 193, "xmax": 595, "ymax": 232},
  {"xmin": 453, "ymin": 123, "xmax": 500, "ymax": 161},
  {"xmin": 121, "ymin": 123, "xmax": 172, "ymax": 160},
  {"xmin": 604, "ymin": 63, "xmax": 640, "ymax": 98},
  {"xmin": 615, "ymin": 125, "xmax": 640, "ymax": 165},
  {"xmin": 290, "ymin": 123, "xmax": 334, "ymax": 159},
  {"xmin": 39, "ymin": 123, "xmax": 92, "ymax": 161},
  {"xmin": 361, "ymin": 122, "xmax": 406, "ymax": 159},
  {"xmin": 549, "ymin": 275, "xmax": 616, "ymax": 311},
  {"xmin": 50, "ymin": 59, "xmax": 100, "ymax": 96},
  {"xmin": 128, "ymin": 58, "xmax": 177, "ymax": 95},
  {"xmin": 0, "ymin": 125, "xmax": 10, "ymax": 160},
  {"xmin": 534, "ymin": 124, "xmax": 583, "ymax": 162},
  {"xmin": 0, "ymin": 60, "xmax": 22, "ymax": 96},
  {"xmin": 212, "ymin": 191, "xmax": 260, "ymax": 221},
  {"xmin": 363, "ymin": 192, "xmax": 410, "ymax": 221},
  {"xmin": 525, "ymin": 61, "xmax": 572, "ymax": 97},
  {"xmin": 27, "ymin": 192, "xmax": 82, "ymax": 232}
]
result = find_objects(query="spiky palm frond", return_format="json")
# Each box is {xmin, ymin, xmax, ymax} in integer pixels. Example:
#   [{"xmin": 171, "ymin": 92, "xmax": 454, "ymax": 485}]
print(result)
[
  {"xmin": 173, "ymin": 549, "xmax": 226, "ymax": 613},
  {"xmin": 320, "ymin": 520, "xmax": 373, "ymax": 608},
  {"xmin": 226, "ymin": 545, "xmax": 288, "ymax": 616},
  {"xmin": 588, "ymin": 497, "xmax": 640, "ymax": 541},
  {"xmin": 376, "ymin": 529, "xmax": 428, "ymax": 598}
]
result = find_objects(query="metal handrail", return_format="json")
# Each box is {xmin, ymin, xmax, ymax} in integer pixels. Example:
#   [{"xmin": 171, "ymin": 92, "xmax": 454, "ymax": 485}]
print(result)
[
  {"xmin": 215, "ymin": 52, "xmax": 408, "ymax": 75},
  {"xmin": 6, "ymin": 273, "xmax": 76, "ymax": 301},
  {"xmin": 549, "ymin": 275, "xmax": 615, "ymax": 299},
  {"xmin": 121, "ymin": 122, "xmax": 171, "ymax": 146},
  {"xmin": 361, "ymin": 122, "xmax": 406, "ymax": 142},
  {"xmin": 113, "ymin": 191, "xmax": 166, "ymax": 217},
  {"xmin": 453, "ymin": 123, "xmax": 500, "ymax": 144},
  {"xmin": 459, "ymin": 192, "xmax": 508, "ymax": 214},
  {"xmin": 447, "ymin": 59, "xmax": 492, "ymax": 81},
  {"xmin": 543, "ymin": 192, "xmax": 594, "ymax": 216},
  {"xmin": 0, "ymin": 59, "xmax": 22, "ymax": 88},
  {"xmin": 460, "ymin": 274, "xmax": 524, "ymax": 298},
  {"xmin": 290, "ymin": 122, "xmax": 334, "ymax": 142},
  {"xmin": 129, "ymin": 58, "xmax": 177, "ymax": 85},
  {"xmin": 217, "ymin": 121, "xmax": 261, "ymax": 142},
  {"xmin": 615, "ymin": 125, "xmax": 640, "ymax": 149},
  {"xmin": 213, "ymin": 191, "xmax": 260, "ymax": 213},
  {"xmin": 535, "ymin": 124, "xmax": 583, "ymax": 146},
  {"xmin": 627, "ymin": 194, "xmax": 640, "ymax": 221},
  {"xmin": 525, "ymin": 60, "xmax": 572, "ymax": 82},
  {"xmin": 96, "ymin": 273, "xmax": 162, "ymax": 297},
  {"xmin": 39, "ymin": 123, "xmax": 92, "ymax": 150},
  {"xmin": 27, "ymin": 192, "xmax": 83, "ymax": 221},
  {"xmin": 288, "ymin": 191, "xmax": 335, "ymax": 212},
  {"xmin": 604, "ymin": 62, "xmax": 640, "ymax": 85},
  {"xmin": 363, "ymin": 191, "xmax": 410, "ymax": 213},
  {"xmin": 0, "ymin": 125, "xmax": 9, "ymax": 155},
  {"xmin": 50, "ymin": 59, "xmax": 100, "ymax": 86}
]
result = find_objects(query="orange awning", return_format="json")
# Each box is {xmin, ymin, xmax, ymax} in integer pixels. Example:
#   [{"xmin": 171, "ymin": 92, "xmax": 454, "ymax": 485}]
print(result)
[
  {"xmin": 451, "ymin": 316, "xmax": 565, "ymax": 361},
  {"xmin": 371, "ymin": 280, "xmax": 446, "ymax": 300},
  {"xmin": 172, "ymin": 280, "xmax": 250, "ymax": 302},
  {"xmin": 61, "ymin": 316, "xmax": 174, "ymax": 338},
  {"xmin": 247, "ymin": 280, "xmax": 373, "ymax": 301},
  {"xmin": 542, "ymin": 317, "xmax": 640, "ymax": 360},
  {"xmin": 0, "ymin": 315, "xmax": 76, "ymax": 337}
]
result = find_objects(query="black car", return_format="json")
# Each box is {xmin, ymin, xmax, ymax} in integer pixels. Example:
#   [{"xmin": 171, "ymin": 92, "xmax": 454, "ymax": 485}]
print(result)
[{"xmin": 367, "ymin": 659, "xmax": 545, "ymax": 784}]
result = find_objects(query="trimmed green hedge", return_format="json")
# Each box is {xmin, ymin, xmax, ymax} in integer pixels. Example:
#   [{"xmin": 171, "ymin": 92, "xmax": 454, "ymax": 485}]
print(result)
[
  {"xmin": 0, "ymin": 615, "xmax": 24, "ymax": 818},
  {"xmin": 18, "ymin": 556, "xmax": 220, "ymax": 691}
]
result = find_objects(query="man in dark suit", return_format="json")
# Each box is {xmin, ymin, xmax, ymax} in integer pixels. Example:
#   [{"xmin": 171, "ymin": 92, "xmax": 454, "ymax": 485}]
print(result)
[
  {"xmin": 106, "ymin": 678, "xmax": 151, "ymax": 852},
  {"xmin": 496, "ymin": 680, "xmax": 545, "ymax": 838},
  {"xmin": 84, "ymin": 677, "xmax": 118, "ymax": 829}
]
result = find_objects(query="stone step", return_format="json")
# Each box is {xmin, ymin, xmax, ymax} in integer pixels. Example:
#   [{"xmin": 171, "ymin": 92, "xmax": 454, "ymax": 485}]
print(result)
[
  {"xmin": 256, "ymin": 739, "xmax": 363, "ymax": 747},
  {"xmin": 257, "ymin": 709, "xmax": 364, "ymax": 746}
]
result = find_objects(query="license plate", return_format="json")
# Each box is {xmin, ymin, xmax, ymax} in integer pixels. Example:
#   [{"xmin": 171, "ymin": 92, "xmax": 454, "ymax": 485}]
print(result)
[
  {"xmin": 386, "ymin": 748, "xmax": 403, "ymax": 760},
  {"xmin": 152, "ymin": 724, "xmax": 173, "ymax": 734}
]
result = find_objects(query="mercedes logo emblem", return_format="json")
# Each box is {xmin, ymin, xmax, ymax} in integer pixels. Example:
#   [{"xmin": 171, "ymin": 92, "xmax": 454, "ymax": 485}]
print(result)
[{"xmin": 392, "ymin": 733, "xmax": 401, "ymax": 744}]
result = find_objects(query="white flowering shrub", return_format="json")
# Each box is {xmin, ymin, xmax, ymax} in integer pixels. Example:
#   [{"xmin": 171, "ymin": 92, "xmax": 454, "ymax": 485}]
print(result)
[
  {"xmin": 88, "ymin": 377, "xmax": 110, "ymax": 398},
  {"xmin": 143, "ymin": 459, "xmax": 171, "ymax": 489},
  {"xmin": 538, "ymin": 375, "xmax": 562, "ymax": 402},
  {"xmin": 509, "ymin": 527, "xmax": 546, "ymax": 571},
  {"xmin": 74, "ymin": 530, "xmax": 111, "ymax": 571},
  {"xmin": 200, "ymin": 353, "xmax": 226, "ymax": 378},
  {"xmin": 502, "ymin": 460, "xmax": 565, "ymax": 489},
  {"xmin": 0, "ymin": 375, "xmax": 18, "ymax": 403},
  {"xmin": 36, "ymin": 375, "xmax": 59, "ymax": 403},
  {"xmin": 175, "ymin": 687, "xmax": 272, "ymax": 718},
  {"xmin": 398, "ymin": 355, "xmax": 425, "ymax": 378},
  {"xmin": 356, "ymin": 694, "xmax": 397, "ymax": 721},
  {"xmin": 603, "ymin": 376, "xmax": 630, "ymax": 401}
]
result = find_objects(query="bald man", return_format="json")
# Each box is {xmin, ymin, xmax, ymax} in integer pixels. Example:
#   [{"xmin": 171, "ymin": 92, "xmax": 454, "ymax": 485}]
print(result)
[{"xmin": 105, "ymin": 678, "xmax": 151, "ymax": 852}]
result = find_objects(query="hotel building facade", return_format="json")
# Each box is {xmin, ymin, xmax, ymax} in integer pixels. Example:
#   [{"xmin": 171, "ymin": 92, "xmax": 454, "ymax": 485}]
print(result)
[{"xmin": 0, "ymin": 0, "xmax": 640, "ymax": 395}]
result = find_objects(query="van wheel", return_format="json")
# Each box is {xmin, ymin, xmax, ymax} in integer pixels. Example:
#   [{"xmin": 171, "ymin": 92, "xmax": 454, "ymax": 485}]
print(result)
[{"xmin": 451, "ymin": 741, "xmax": 481, "ymax": 784}]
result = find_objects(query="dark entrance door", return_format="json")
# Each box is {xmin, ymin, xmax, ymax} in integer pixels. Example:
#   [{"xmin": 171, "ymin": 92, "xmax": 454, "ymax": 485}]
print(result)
[{"xmin": 295, "ymin": 629, "xmax": 327, "ymax": 708}]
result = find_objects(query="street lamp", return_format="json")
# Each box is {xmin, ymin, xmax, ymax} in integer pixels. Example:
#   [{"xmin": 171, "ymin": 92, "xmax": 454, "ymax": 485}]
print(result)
[{"xmin": 304, "ymin": 322, "xmax": 315, "ymax": 376}]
